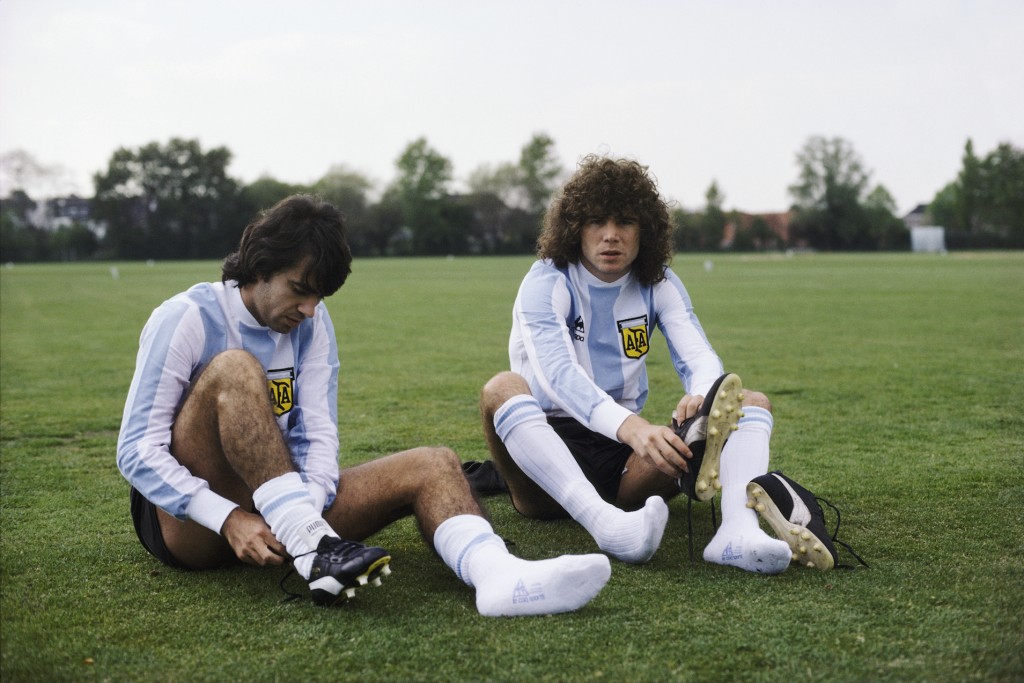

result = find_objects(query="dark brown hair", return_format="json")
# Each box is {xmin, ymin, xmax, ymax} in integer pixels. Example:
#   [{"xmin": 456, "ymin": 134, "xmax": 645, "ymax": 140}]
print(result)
[
  {"xmin": 537, "ymin": 155, "xmax": 674, "ymax": 286},
  {"xmin": 222, "ymin": 194, "xmax": 352, "ymax": 297}
]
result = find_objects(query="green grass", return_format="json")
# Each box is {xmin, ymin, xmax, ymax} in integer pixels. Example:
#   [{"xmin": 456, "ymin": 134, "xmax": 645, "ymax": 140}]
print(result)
[{"xmin": 2, "ymin": 252, "xmax": 1022, "ymax": 682}]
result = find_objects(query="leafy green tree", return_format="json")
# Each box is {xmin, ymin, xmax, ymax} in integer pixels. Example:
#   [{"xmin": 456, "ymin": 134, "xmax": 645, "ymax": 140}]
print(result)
[
  {"xmin": 311, "ymin": 165, "xmax": 375, "ymax": 255},
  {"xmin": 928, "ymin": 182, "xmax": 960, "ymax": 231},
  {"xmin": 51, "ymin": 223, "xmax": 99, "ymax": 261},
  {"xmin": 700, "ymin": 181, "xmax": 727, "ymax": 249},
  {"xmin": 449, "ymin": 191, "xmax": 536, "ymax": 254},
  {"xmin": 928, "ymin": 140, "xmax": 1024, "ymax": 248},
  {"xmin": 788, "ymin": 136, "xmax": 878, "ymax": 250},
  {"xmin": 240, "ymin": 176, "xmax": 306, "ymax": 216},
  {"xmin": 93, "ymin": 138, "xmax": 241, "ymax": 259},
  {"xmin": 749, "ymin": 216, "xmax": 778, "ymax": 250},
  {"xmin": 0, "ymin": 190, "xmax": 39, "ymax": 261},
  {"xmin": 312, "ymin": 165, "xmax": 371, "ymax": 216},
  {"xmin": 464, "ymin": 165, "xmax": 526, "ymax": 253},
  {"xmin": 976, "ymin": 142, "xmax": 1024, "ymax": 247},
  {"xmin": 393, "ymin": 137, "xmax": 452, "ymax": 203},
  {"xmin": 956, "ymin": 139, "xmax": 981, "ymax": 234},
  {"xmin": 466, "ymin": 162, "xmax": 520, "ymax": 207},
  {"xmin": 672, "ymin": 208, "xmax": 700, "ymax": 251},
  {"xmin": 464, "ymin": 133, "xmax": 562, "ymax": 254},
  {"xmin": 366, "ymin": 190, "xmax": 407, "ymax": 256},
  {"xmin": 390, "ymin": 138, "xmax": 460, "ymax": 254},
  {"xmin": 863, "ymin": 185, "xmax": 909, "ymax": 250},
  {"xmin": 518, "ymin": 133, "xmax": 563, "ymax": 217}
]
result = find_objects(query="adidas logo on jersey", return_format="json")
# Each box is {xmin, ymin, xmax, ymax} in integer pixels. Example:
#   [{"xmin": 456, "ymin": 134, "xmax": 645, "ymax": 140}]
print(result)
[{"xmin": 572, "ymin": 316, "xmax": 586, "ymax": 342}]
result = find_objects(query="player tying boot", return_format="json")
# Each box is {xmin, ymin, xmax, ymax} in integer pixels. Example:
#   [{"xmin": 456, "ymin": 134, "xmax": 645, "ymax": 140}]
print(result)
[
  {"xmin": 118, "ymin": 194, "xmax": 611, "ymax": 616},
  {"xmin": 478, "ymin": 156, "xmax": 860, "ymax": 574}
]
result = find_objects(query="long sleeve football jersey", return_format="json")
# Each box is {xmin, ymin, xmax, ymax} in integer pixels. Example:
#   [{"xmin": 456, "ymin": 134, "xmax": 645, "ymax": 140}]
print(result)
[
  {"xmin": 116, "ymin": 280, "xmax": 340, "ymax": 534},
  {"xmin": 509, "ymin": 260, "xmax": 724, "ymax": 442}
]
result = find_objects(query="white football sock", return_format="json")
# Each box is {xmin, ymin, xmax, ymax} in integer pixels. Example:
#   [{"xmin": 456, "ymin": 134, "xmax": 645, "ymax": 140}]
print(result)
[
  {"xmin": 433, "ymin": 515, "xmax": 611, "ymax": 617},
  {"xmin": 704, "ymin": 407, "xmax": 790, "ymax": 574},
  {"xmin": 494, "ymin": 395, "xmax": 667, "ymax": 563},
  {"xmin": 252, "ymin": 471, "xmax": 339, "ymax": 579}
]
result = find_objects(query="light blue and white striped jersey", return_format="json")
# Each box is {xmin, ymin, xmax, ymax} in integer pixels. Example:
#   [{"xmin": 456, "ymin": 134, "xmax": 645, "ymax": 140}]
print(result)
[
  {"xmin": 509, "ymin": 260, "xmax": 723, "ymax": 442},
  {"xmin": 116, "ymin": 281, "xmax": 340, "ymax": 532}
]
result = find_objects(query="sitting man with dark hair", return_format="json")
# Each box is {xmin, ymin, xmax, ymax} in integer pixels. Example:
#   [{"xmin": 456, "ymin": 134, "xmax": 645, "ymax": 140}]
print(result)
[{"xmin": 118, "ymin": 194, "xmax": 611, "ymax": 616}]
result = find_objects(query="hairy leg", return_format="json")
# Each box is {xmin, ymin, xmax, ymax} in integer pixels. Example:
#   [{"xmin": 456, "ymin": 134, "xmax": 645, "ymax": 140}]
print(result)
[
  {"xmin": 616, "ymin": 451, "xmax": 681, "ymax": 511},
  {"xmin": 479, "ymin": 372, "xmax": 567, "ymax": 520},
  {"xmin": 158, "ymin": 349, "xmax": 295, "ymax": 568},
  {"xmin": 323, "ymin": 446, "xmax": 484, "ymax": 542}
]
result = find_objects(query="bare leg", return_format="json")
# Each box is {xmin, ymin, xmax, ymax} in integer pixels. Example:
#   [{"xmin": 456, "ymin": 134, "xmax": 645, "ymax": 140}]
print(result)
[
  {"xmin": 616, "ymin": 452, "xmax": 682, "ymax": 511},
  {"xmin": 158, "ymin": 349, "xmax": 296, "ymax": 568},
  {"xmin": 319, "ymin": 443, "xmax": 611, "ymax": 617},
  {"xmin": 322, "ymin": 446, "xmax": 484, "ymax": 542}
]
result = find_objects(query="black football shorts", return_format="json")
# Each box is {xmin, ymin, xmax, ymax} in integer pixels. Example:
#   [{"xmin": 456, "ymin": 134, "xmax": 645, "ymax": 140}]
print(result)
[
  {"xmin": 547, "ymin": 416, "xmax": 634, "ymax": 502},
  {"xmin": 129, "ymin": 487, "xmax": 192, "ymax": 570}
]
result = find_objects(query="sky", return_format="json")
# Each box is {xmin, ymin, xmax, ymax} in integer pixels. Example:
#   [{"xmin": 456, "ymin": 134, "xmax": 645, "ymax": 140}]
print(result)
[{"xmin": 1, "ymin": 0, "xmax": 1021, "ymax": 215}]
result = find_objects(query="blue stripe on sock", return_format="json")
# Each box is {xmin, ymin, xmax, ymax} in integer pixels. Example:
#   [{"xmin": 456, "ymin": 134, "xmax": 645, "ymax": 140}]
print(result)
[
  {"xmin": 455, "ymin": 532, "xmax": 497, "ymax": 583},
  {"xmin": 260, "ymin": 490, "xmax": 311, "ymax": 517},
  {"xmin": 494, "ymin": 396, "xmax": 545, "ymax": 440},
  {"xmin": 738, "ymin": 406, "xmax": 774, "ymax": 431}
]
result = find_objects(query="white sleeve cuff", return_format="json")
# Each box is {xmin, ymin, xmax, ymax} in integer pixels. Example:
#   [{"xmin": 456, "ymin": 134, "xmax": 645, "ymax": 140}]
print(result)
[
  {"xmin": 590, "ymin": 401, "xmax": 635, "ymax": 443},
  {"xmin": 186, "ymin": 488, "xmax": 240, "ymax": 534}
]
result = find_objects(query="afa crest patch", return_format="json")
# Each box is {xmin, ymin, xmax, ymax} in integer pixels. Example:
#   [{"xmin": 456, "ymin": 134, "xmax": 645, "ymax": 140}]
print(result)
[
  {"xmin": 267, "ymin": 367, "xmax": 295, "ymax": 416},
  {"xmin": 617, "ymin": 315, "xmax": 649, "ymax": 359}
]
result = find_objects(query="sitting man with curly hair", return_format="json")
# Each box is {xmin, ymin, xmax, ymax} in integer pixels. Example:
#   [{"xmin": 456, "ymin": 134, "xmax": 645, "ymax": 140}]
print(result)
[{"xmin": 478, "ymin": 155, "xmax": 840, "ymax": 574}]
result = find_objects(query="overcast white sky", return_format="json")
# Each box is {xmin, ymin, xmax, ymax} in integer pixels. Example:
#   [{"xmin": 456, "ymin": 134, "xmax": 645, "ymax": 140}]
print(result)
[{"xmin": 1, "ymin": 0, "xmax": 1021, "ymax": 215}]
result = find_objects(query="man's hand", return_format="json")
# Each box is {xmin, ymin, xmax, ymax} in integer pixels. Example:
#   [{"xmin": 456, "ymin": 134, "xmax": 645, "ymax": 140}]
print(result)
[
  {"xmin": 617, "ymin": 414, "xmax": 692, "ymax": 477},
  {"xmin": 672, "ymin": 394, "xmax": 705, "ymax": 425},
  {"xmin": 220, "ymin": 508, "xmax": 287, "ymax": 566}
]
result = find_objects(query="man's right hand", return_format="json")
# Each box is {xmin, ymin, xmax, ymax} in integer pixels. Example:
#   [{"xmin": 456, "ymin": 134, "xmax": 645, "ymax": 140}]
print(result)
[
  {"xmin": 617, "ymin": 414, "xmax": 692, "ymax": 478},
  {"xmin": 220, "ymin": 508, "xmax": 287, "ymax": 566}
]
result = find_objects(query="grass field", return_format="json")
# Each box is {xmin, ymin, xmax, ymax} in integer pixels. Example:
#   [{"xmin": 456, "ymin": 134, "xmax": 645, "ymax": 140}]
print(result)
[{"xmin": 1, "ymin": 252, "xmax": 1022, "ymax": 682}]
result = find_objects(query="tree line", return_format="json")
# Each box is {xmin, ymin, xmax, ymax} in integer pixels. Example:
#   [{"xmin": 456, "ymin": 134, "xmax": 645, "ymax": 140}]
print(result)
[{"xmin": 2, "ymin": 134, "xmax": 1021, "ymax": 262}]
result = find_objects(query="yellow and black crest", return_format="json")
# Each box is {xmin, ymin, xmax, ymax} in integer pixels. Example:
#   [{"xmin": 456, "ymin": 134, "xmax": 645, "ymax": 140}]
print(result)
[
  {"xmin": 617, "ymin": 315, "xmax": 649, "ymax": 359},
  {"xmin": 267, "ymin": 367, "xmax": 295, "ymax": 416}
]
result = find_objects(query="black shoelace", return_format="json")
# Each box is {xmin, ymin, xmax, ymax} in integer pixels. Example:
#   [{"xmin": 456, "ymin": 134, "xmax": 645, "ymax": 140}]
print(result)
[
  {"xmin": 816, "ymin": 495, "xmax": 870, "ymax": 569},
  {"xmin": 684, "ymin": 494, "xmax": 869, "ymax": 569},
  {"xmin": 277, "ymin": 546, "xmax": 320, "ymax": 603}
]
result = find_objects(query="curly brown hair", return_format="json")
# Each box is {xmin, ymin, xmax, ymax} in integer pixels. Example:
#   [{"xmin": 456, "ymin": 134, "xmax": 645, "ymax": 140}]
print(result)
[{"xmin": 537, "ymin": 155, "xmax": 674, "ymax": 286}]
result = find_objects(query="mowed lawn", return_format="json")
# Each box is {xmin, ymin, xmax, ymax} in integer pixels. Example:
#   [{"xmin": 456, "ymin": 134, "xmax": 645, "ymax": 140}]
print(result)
[{"xmin": 1, "ymin": 252, "xmax": 1021, "ymax": 682}]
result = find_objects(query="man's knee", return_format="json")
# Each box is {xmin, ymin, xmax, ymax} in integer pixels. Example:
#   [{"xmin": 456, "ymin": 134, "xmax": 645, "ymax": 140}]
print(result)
[
  {"xmin": 481, "ymin": 371, "xmax": 530, "ymax": 412},
  {"xmin": 741, "ymin": 389, "xmax": 771, "ymax": 412},
  {"xmin": 198, "ymin": 350, "xmax": 267, "ymax": 398},
  {"xmin": 407, "ymin": 446, "xmax": 463, "ymax": 481},
  {"xmin": 178, "ymin": 350, "xmax": 268, "ymax": 430},
  {"xmin": 206, "ymin": 349, "xmax": 263, "ymax": 380}
]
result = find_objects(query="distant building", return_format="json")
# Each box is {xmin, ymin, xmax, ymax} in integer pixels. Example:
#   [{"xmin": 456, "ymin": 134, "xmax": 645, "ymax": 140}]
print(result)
[
  {"xmin": 902, "ymin": 204, "xmax": 930, "ymax": 229},
  {"xmin": 45, "ymin": 195, "xmax": 92, "ymax": 229},
  {"xmin": 903, "ymin": 204, "xmax": 945, "ymax": 252},
  {"xmin": 22, "ymin": 194, "xmax": 107, "ymax": 238},
  {"xmin": 910, "ymin": 226, "xmax": 946, "ymax": 253},
  {"xmin": 721, "ymin": 211, "xmax": 793, "ymax": 250}
]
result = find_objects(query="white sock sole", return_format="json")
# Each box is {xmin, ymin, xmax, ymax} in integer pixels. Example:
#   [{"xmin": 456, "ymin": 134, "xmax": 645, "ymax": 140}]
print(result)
[{"xmin": 703, "ymin": 527, "xmax": 792, "ymax": 575}]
